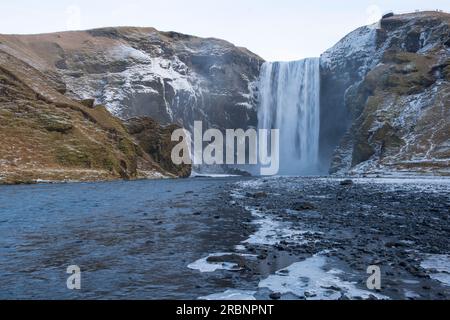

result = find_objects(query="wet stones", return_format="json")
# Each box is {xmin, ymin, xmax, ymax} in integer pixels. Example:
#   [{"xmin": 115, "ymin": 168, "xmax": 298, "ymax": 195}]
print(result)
[
  {"xmin": 224, "ymin": 176, "xmax": 450, "ymax": 299},
  {"xmin": 246, "ymin": 191, "xmax": 268, "ymax": 199},
  {"xmin": 340, "ymin": 179, "xmax": 354, "ymax": 186},
  {"xmin": 269, "ymin": 292, "xmax": 281, "ymax": 300},
  {"xmin": 385, "ymin": 241, "xmax": 406, "ymax": 248},
  {"xmin": 292, "ymin": 202, "xmax": 316, "ymax": 211},
  {"xmin": 206, "ymin": 254, "xmax": 245, "ymax": 265},
  {"xmin": 257, "ymin": 254, "xmax": 267, "ymax": 260},
  {"xmin": 322, "ymin": 285, "xmax": 342, "ymax": 292},
  {"xmin": 254, "ymin": 192, "xmax": 268, "ymax": 199},
  {"xmin": 304, "ymin": 291, "xmax": 317, "ymax": 298}
]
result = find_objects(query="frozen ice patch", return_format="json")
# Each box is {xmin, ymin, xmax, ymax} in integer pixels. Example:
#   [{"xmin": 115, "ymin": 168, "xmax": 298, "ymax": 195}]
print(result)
[
  {"xmin": 235, "ymin": 179, "xmax": 265, "ymax": 189},
  {"xmin": 199, "ymin": 289, "xmax": 256, "ymax": 300},
  {"xmin": 404, "ymin": 289, "xmax": 421, "ymax": 299},
  {"xmin": 421, "ymin": 254, "xmax": 450, "ymax": 286},
  {"xmin": 188, "ymin": 253, "xmax": 256, "ymax": 273},
  {"xmin": 191, "ymin": 173, "xmax": 239, "ymax": 178},
  {"xmin": 259, "ymin": 254, "xmax": 389, "ymax": 300},
  {"xmin": 243, "ymin": 207, "xmax": 310, "ymax": 246},
  {"xmin": 350, "ymin": 177, "xmax": 450, "ymax": 194}
]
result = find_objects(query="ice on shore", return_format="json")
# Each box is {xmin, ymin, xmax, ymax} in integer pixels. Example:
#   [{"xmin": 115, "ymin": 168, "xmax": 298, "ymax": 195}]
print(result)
[
  {"xmin": 259, "ymin": 254, "xmax": 389, "ymax": 300},
  {"xmin": 243, "ymin": 206, "xmax": 312, "ymax": 246},
  {"xmin": 188, "ymin": 252, "xmax": 256, "ymax": 273},
  {"xmin": 199, "ymin": 289, "xmax": 256, "ymax": 300},
  {"xmin": 421, "ymin": 254, "xmax": 450, "ymax": 286}
]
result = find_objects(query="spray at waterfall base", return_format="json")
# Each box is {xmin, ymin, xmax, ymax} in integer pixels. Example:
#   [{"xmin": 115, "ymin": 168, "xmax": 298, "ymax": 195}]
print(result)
[
  {"xmin": 259, "ymin": 59, "xmax": 321, "ymax": 176},
  {"xmin": 170, "ymin": 59, "xmax": 321, "ymax": 177},
  {"xmin": 170, "ymin": 121, "xmax": 280, "ymax": 176}
]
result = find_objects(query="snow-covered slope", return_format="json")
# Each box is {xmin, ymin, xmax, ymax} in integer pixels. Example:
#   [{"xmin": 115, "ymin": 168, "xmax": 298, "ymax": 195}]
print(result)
[
  {"xmin": 0, "ymin": 27, "xmax": 263, "ymax": 132},
  {"xmin": 321, "ymin": 24, "xmax": 379, "ymax": 78},
  {"xmin": 321, "ymin": 11, "xmax": 450, "ymax": 176},
  {"xmin": 319, "ymin": 24, "xmax": 381, "ymax": 170}
]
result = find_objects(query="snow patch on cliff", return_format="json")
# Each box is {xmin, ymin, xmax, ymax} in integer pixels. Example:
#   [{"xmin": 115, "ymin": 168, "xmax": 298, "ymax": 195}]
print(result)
[
  {"xmin": 63, "ymin": 44, "xmax": 205, "ymax": 118},
  {"xmin": 321, "ymin": 25, "xmax": 378, "ymax": 77}
]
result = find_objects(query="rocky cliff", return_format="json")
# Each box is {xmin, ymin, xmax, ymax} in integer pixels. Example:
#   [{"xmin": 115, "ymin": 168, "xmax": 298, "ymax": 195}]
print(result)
[
  {"xmin": 0, "ymin": 27, "xmax": 263, "ymax": 131},
  {"xmin": 322, "ymin": 11, "xmax": 450, "ymax": 176},
  {"xmin": 0, "ymin": 27, "xmax": 262, "ymax": 183},
  {"xmin": 0, "ymin": 48, "xmax": 181, "ymax": 184},
  {"xmin": 125, "ymin": 117, "xmax": 192, "ymax": 178}
]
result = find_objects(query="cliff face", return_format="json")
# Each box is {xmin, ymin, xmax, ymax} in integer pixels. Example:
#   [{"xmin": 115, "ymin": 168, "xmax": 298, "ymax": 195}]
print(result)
[
  {"xmin": 125, "ymin": 117, "xmax": 192, "ymax": 178},
  {"xmin": 0, "ymin": 27, "xmax": 263, "ymax": 183},
  {"xmin": 319, "ymin": 25, "xmax": 379, "ymax": 171},
  {"xmin": 322, "ymin": 12, "xmax": 450, "ymax": 176},
  {"xmin": 0, "ymin": 27, "xmax": 263, "ymax": 131},
  {"xmin": 0, "ymin": 49, "xmax": 179, "ymax": 184}
]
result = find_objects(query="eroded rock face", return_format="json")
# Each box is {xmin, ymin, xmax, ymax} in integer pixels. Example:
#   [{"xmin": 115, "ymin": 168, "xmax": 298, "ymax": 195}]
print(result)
[
  {"xmin": 0, "ymin": 27, "xmax": 262, "ymax": 181},
  {"xmin": 322, "ymin": 12, "xmax": 450, "ymax": 175},
  {"xmin": 0, "ymin": 49, "xmax": 174, "ymax": 184},
  {"xmin": 125, "ymin": 117, "xmax": 192, "ymax": 178},
  {"xmin": 319, "ymin": 24, "xmax": 380, "ymax": 171},
  {"xmin": 0, "ymin": 27, "xmax": 263, "ymax": 132}
]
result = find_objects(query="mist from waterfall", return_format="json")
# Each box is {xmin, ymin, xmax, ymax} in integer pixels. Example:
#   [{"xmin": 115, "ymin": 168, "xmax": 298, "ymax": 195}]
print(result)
[{"xmin": 258, "ymin": 58, "xmax": 321, "ymax": 175}]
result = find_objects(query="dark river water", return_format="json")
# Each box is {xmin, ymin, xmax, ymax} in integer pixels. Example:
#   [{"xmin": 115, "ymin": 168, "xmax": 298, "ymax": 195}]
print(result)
[{"xmin": 0, "ymin": 177, "xmax": 253, "ymax": 299}]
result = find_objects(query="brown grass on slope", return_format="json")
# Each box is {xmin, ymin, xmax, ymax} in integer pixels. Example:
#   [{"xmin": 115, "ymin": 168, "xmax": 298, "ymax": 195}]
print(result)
[{"xmin": 0, "ymin": 49, "xmax": 171, "ymax": 184}]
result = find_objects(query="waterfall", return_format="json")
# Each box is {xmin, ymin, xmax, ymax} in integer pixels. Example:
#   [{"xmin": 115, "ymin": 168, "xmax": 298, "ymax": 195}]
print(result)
[{"xmin": 258, "ymin": 58, "xmax": 321, "ymax": 175}]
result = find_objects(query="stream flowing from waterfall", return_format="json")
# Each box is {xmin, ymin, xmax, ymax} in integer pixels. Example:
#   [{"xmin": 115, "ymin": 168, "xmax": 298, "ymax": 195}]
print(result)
[{"xmin": 258, "ymin": 58, "xmax": 321, "ymax": 175}]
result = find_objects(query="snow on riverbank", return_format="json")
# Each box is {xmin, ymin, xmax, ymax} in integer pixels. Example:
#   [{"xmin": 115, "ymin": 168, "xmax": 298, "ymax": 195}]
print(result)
[
  {"xmin": 188, "ymin": 253, "xmax": 256, "ymax": 273},
  {"xmin": 243, "ymin": 206, "xmax": 311, "ymax": 246},
  {"xmin": 199, "ymin": 290, "xmax": 257, "ymax": 300},
  {"xmin": 259, "ymin": 254, "xmax": 388, "ymax": 300},
  {"xmin": 188, "ymin": 177, "xmax": 449, "ymax": 300},
  {"xmin": 421, "ymin": 254, "xmax": 450, "ymax": 287}
]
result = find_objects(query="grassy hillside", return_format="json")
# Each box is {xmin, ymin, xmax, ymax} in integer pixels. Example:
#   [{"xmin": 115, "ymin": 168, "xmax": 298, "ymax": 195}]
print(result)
[{"xmin": 0, "ymin": 49, "xmax": 177, "ymax": 184}]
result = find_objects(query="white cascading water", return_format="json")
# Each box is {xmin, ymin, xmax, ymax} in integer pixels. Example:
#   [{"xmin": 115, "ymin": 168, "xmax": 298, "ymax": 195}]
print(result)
[{"xmin": 258, "ymin": 58, "xmax": 321, "ymax": 175}]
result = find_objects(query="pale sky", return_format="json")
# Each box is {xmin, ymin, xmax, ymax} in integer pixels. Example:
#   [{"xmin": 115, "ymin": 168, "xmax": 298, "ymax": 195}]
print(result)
[{"xmin": 0, "ymin": 1, "xmax": 449, "ymax": 61}]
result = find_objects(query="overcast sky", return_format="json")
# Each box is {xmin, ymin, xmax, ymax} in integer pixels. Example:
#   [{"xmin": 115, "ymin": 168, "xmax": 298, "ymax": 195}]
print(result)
[{"xmin": 0, "ymin": 1, "xmax": 449, "ymax": 61}]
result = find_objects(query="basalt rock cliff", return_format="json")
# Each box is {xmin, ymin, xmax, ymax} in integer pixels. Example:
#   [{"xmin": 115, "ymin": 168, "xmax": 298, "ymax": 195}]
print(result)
[
  {"xmin": 0, "ymin": 27, "xmax": 262, "ymax": 183},
  {"xmin": 0, "ymin": 48, "xmax": 193, "ymax": 184},
  {"xmin": 0, "ymin": 27, "xmax": 263, "ymax": 130},
  {"xmin": 321, "ymin": 11, "xmax": 450, "ymax": 176}
]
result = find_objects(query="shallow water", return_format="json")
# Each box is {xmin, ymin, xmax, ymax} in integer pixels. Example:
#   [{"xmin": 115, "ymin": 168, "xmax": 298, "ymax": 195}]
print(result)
[{"xmin": 0, "ymin": 177, "xmax": 252, "ymax": 299}]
